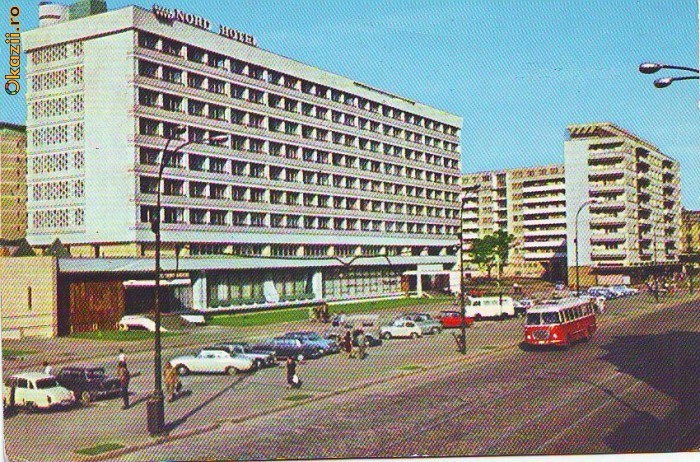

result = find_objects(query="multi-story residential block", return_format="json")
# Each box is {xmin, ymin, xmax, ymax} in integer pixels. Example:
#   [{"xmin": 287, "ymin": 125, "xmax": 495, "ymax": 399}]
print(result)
[
  {"xmin": 681, "ymin": 208, "xmax": 700, "ymax": 254},
  {"xmin": 20, "ymin": 2, "xmax": 461, "ymax": 316},
  {"xmin": 461, "ymin": 164, "xmax": 567, "ymax": 279},
  {"xmin": 565, "ymin": 122, "xmax": 682, "ymax": 283},
  {"xmin": 0, "ymin": 122, "xmax": 28, "ymax": 241}
]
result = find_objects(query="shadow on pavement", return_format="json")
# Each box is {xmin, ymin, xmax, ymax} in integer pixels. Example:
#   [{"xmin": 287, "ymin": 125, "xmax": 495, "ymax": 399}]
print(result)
[
  {"xmin": 164, "ymin": 374, "xmax": 250, "ymax": 433},
  {"xmin": 600, "ymin": 331, "xmax": 700, "ymax": 452}
]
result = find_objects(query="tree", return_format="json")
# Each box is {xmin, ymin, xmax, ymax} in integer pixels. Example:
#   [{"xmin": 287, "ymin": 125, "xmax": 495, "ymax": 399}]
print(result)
[
  {"xmin": 468, "ymin": 237, "xmax": 496, "ymax": 279},
  {"xmin": 12, "ymin": 239, "xmax": 35, "ymax": 257},
  {"xmin": 43, "ymin": 238, "xmax": 71, "ymax": 258},
  {"xmin": 491, "ymin": 231, "xmax": 516, "ymax": 280},
  {"xmin": 467, "ymin": 231, "xmax": 515, "ymax": 281}
]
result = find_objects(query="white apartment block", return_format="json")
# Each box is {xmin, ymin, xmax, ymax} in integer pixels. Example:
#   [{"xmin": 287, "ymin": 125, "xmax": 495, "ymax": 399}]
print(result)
[
  {"xmin": 21, "ymin": 3, "xmax": 462, "ymax": 310},
  {"xmin": 565, "ymin": 122, "xmax": 682, "ymax": 277},
  {"xmin": 461, "ymin": 164, "xmax": 567, "ymax": 279}
]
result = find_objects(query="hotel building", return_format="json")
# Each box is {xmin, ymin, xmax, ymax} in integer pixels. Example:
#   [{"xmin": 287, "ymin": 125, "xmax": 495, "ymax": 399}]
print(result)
[
  {"xmin": 681, "ymin": 208, "xmax": 700, "ymax": 254},
  {"xmin": 461, "ymin": 164, "xmax": 567, "ymax": 279},
  {"xmin": 21, "ymin": 1, "xmax": 461, "ymax": 322},
  {"xmin": 0, "ymin": 122, "xmax": 28, "ymax": 241},
  {"xmin": 565, "ymin": 122, "xmax": 682, "ymax": 283}
]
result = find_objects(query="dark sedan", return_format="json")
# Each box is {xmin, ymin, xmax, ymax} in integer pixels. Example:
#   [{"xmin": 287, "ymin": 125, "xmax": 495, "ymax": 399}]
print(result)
[
  {"xmin": 55, "ymin": 366, "xmax": 120, "ymax": 404},
  {"xmin": 251, "ymin": 338, "xmax": 323, "ymax": 361}
]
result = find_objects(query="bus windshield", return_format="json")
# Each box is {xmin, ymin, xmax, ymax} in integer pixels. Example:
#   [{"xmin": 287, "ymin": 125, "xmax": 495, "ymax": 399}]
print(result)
[
  {"xmin": 542, "ymin": 312, "xmax": 560, "ymax": 325},
  {"xmin": 526, "ymin": 313, "xmax": 541, "ymax": 325},
  {"xmin": 527, "ymin": 312, "xmax": 560, "ymax": 325}
]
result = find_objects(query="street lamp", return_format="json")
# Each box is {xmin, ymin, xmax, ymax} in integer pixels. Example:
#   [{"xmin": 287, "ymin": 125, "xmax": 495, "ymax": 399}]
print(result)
[
  {"xmin": 146, "ymin": 128, "xmax": 229, "ymax": 436},
  {"xmin": 574, "ymin": 198, "xmax": 602, "ymax": 297},
  {"xmin": 458, "ymin": 184, "xmax": 480, "ymax": 354},
  {"xmin": 639, "ymin": 62, "xmax": 699, "ymax": 89}
]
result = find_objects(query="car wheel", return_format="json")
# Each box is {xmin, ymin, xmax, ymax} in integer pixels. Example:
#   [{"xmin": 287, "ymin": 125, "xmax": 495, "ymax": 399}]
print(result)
[
  {"xmin": 475, "ymin": 314, "xmax": 482, "ymax": 322},
  {"xmin": 411, "ymin": 332, "xmax": 419, "ymax": 339},
  {"xmin": 176, "ymin": 365, "xmax": 190, "ymax": 376},
  {"xmin": 24, "ymin": 402, "xmax": 37, "ymax": 413},
  {"xmin": 81, "ymin": 391, "xmax": 92, "ymax": 405},
  {"xmin": 432, "ymin": 327, "xmax": 441, "ymax": 335},
  {"xmin": 382, "ymin": 332, "xmax": 392, "ymax": 340},
  {"xmin": 225, "ymin": 366, "xmax": 240, "ymax": 376},
  {"xmin": 500, "ymin": 313, "xmax": 509, "ymax": 321}
]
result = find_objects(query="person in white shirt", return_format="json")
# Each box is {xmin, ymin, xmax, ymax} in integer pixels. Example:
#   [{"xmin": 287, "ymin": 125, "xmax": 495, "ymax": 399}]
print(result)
[
  {"xmin": 118, "ymin": 349, "xmax": 126, "ymax": 364},
  {"xmin": 42, "ymin": 361, "xmax": 54, "ymax": 376}
]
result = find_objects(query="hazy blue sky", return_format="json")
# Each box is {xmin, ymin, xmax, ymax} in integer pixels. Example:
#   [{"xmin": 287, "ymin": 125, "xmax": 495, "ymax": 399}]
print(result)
[{"xmin": 2, "ymin": 0, "xmax": 698, "ymax": 207}]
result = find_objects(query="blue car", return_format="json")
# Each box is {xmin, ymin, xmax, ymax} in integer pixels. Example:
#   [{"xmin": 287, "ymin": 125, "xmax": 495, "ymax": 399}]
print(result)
[{"xmin": 280, "ymin": 331, "xmax": 341, "ymax": 355}]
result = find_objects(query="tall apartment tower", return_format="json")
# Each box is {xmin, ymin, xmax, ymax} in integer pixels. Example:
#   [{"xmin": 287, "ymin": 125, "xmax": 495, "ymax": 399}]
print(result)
[
  {"xmin": 565, "ymin": 122, "xmax": 682, "ymax": 283},
  {"xmin": 462, "ymin": 164, "xmax": 567, "ymax": 280},
  {"xmin": 0, "ymin": 123, "xmax": 28, "ymax": 240}
]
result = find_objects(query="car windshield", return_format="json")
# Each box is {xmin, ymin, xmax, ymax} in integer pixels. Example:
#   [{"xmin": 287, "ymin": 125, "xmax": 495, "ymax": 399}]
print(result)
[
  {"xmin": 305, "ymin": 333, "xmax": 322, "ymax": 340},
  {"xmin": 35, "ymin": 378, "xmax": 59, "ymax": 389},
  {"xmin": 86, "ymin": 369, "xmax": 105, "ymax": 379}
]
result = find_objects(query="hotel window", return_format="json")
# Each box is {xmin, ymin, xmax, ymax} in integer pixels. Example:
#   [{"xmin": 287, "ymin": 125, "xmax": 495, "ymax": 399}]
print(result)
[
  {"xmin": 344, "ymin": 96, "xmax": 356, "ymax": 107},
  {"xmin": 164, "ymin": 152, "xmax": 183, "ymax": 168},
  {"xmin": 163, "ymin": 94, "xmax": 182, "ymax": 112},
  {"xmin": 231, "ymin": 212, "xmax": 246, "ymax": 226},
  {"xmin": 138, "ymin": 32, "xmax": 159, "ymax": 50},
  {"xmin": 188, "ymin": 127, "xmax": 206, "ymax": 143},
  {"xmin": 139, "ymin": 147, "xmax": 159, "ymax": 165},
  {"xmin": 270, "ymin": 167, "xmax": 283, "ymax": 181},
  {"xmin": 248, "ymin": 89, "xmax": 264, "ymax": 104},
  {"xmin": 162, "ymin": 66, "xmax": 182, "ymax": 84},
  {"xmin": 190, "ymin": 182, "xmax": 207, "ymax": 198},
  {"xmin": 304, "ymin": 216, "xmax": 316, "ymax": 228},
  {"xmin": 188, "ymin": 73, "xmax": 205, "ymax": 89},
  {"xmin": 344, "ymin": 136, "xmax": 356, "ymax": 147},
  {"xmin": 285, "ymin": 123, "xmax": 299, "ymax": 136},
  {"xmin": 318, "ymin": 196, "xmax": 330, "ymax": 208},
  {"xmin": 231, "ymin": 135, "xmax": 246, "ymax": 150},
  {"xmin": 317, "ymin": 151, "xmax": 329, "ymax": 164},
  {"xmin": 232, "ymin": 187, "xmax": 246, "ymax": 201},
  {"xmin": 301, "ymin": 81, "xmax": 314, "ymax": 94},
  {"xmin": 334, "ymin": 218, "xmax": 344, "ymax": 230},
  {"xmin": 211, "ymin": 210, "xmax": 228, "ymax": 225},
  {"xmin": 209, "ymin": 104, "xmax": 226, "ymax": 120},
  {"xmin": 301, "ymin": 103, "xmax": 314, "ymax": 117},
  {"xmin": 269, "ymin": 118, "xmax": 283, "ymax": 132},
  {"xmin": 189, "ymin": 155, "xmax": 207, "ymax": 172},
  {"xmin": 267, "ymin": 71, "xmax": 282, "ymax": 85},
  {"xmin": 138, "ymin": 88, "xmax": 159, "ymax": 107},
  {"xmin": 139, "ymin": 118, "xmax": 159, "ymax": 136},
  {"xmin": 347, "ymin": 218, "xmax": 358, "ymax": 230},
  {"xmin": 231, "ymin": 109, "xmax": 245, "ymax": 125},
  {"xmin": 209, "ymin": 131, "xmax": 227, "ymax": 147},
  {"xmin": 271, "ymin": 214, "xmax": 284, "ymax": 228},
  {"xmin": 231, "ymin": 161, "xmax": 246, "ymax": 176},
  {"xmin": 332, "ymin": 111, "xmax": 343, "ymax": 123},
  {"xmin": 269, "ymin": 142, "xmax": 282, "ymax": 156},
  {"xmin": 286, "ymin": 146, "xmax": 299, "ymax": 159},
  {"xmin": 284, "ymin": 75, "xmax": 299, "ymax": 90},
  {"xmin": 285, "ymin": 169, "xmax": 299, "ymax": 182},
  {"xmin": 163, "ymin": 179, "xmax": 184, "ymax": 196},
  {"xmin": 208, "ymin": 53, "xmax": 226, "ymax": 69},
  {"xmin": 302, "ymin": 126, "xmax": 314, "ymax": 139},
  {"xmin": 331, "ymin": 90, "xmax": 342, "ymax": 102},
  {"xmin": 163, "ymin": 207, "xmax": 184, "ymax": 223},
  {"xmin": 270, "ymin": 190, "xmax": 283, "ymax": 204},
  {"xmin": 249, "ymin": 65, "xmax": 265, "ymax": 80},
  {"xmin": 161, "ymin": 39, "xmax": 182, "ymax": 57},
  {"xmin": 140, "ymin": 205, "xmax": 158, "ymax": 223},
  {"xmin": 250, "ymin": 188, "xmax": 265, "ymax": 203},
  {"xmin": 187, "ymin": 46, "xmax": 205, "ymax": 63},
  {"xmin": 250, "ymin": 139, "xmax": 265, "ymax": 153},
  {"xmin": 190, "ymin": 209, "xmax": 207, "ymax": 224},
  {"xmin": 303, "ymin": 172, "xmax": 315, "ymax": 185},
  {"xmin": 138, "ymin": 60, "xmax": 158, "ymax": 78},
  {"xmin": 209, "ymin": 78, "xmax": 226, "ymax": 95},
  {"xmin": 249, "ymin": 114, "xmax": 265, "ymax": 129},
  {"xmin": 285, "ymin": 99, "xmax": 299, "ymax": 113},
  {"xmin": 316, "ymin": 129, "xmax": 328, "ymax": 142},
  {"xmin": 318, "ymin": 173, "xmax": 329, "ymax": 186},
  {"xmin": 251, "ymin": 213, "xmax": 265, "ymax": 227},
  {"xmin": 332, "ymin": 133, "xmax": 343, "ymax": 145},
  {"xmin": 287, "ymin": 215, "xmax": 300, "ymax": 228},
  {"xmin": 231, "ymin": 85, "xmax": 245, "ymax": 99},
  {"xmin": 231, "ymin": 59, "xmax": 246, "ymax": 75},
  {"xmin": 250, "ymin": 163, "xmax": 265, "ymax": 178},
  {"xmin": 316, "ymin": 108, "xmax": 328, "ymax": 120},
  {"xmin": 210, "ymin": 158, "xmax": 227, "ymax": 174},
  {"xmin": 333, "ymin": 197, "xmax": 343, "ymax": 209},
  {"xmin": 303, "ymin": 149, "xmax": 315, "ymax": 162},
  {"xmin": 139, "ymin": 176, "xmax": 158, "ymax": 194}
]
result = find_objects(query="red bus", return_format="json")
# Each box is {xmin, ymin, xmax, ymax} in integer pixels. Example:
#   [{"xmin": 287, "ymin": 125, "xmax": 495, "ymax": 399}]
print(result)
[{"xmin": 524, "ymin": 298, "xmax": 597, "ymax": 348}]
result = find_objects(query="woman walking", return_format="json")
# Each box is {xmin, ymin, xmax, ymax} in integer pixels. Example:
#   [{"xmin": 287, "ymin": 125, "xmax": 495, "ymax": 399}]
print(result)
[
  {"xmin": 286, "ymin": 357, "xmax": 300, "ymax": 389},
  {"xmin": 163, "ymin": 361, "xmax": 179, "ymax": 402},
  {"xmin": 343, "ymin": 330, "xmax": 353, "ymax": 359}
]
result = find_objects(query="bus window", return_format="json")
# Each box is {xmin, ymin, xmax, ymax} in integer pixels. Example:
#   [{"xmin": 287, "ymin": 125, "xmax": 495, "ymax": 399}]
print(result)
[
  {"xmin": 526, "ymin": 313, "xmax": 541, "ymax": 325},
  {"xmin": 575, "ymin": 307, "xmax": 583, "ymax": 318},
  {"xmin": 542, "ymin": 312, "xmax": 560, "ymax": 324}
]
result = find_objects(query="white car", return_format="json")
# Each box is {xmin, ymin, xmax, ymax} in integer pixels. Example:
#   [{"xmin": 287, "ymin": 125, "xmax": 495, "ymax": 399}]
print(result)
[
  {"xmin": 117, "ymin": 315, "xmax": 168, "ymax": 332},
  {"xmin": 380, "ymin": 320, "xmax": 423, "ymax": 339},
  {"xmin": 169, "ymin": 348, "xmax": 255, "ymax": 376},
  {"xmin": 3, "ymin": 373, "xmax": 76, "ymax": 411}
]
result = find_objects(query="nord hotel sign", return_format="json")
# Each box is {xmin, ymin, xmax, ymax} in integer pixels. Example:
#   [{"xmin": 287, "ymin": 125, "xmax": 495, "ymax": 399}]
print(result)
[{"xmin": 152, "ymin": 4, "xmax": 257, "ymax": 47}]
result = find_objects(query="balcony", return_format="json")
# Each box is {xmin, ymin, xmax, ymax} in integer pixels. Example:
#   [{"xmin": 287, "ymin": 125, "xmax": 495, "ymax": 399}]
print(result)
[
  {"xmin": 590, "ymin": 184, "xmax": 626, "ymax": 194},
  {"xmin": 523, "ymin": 217, "xmax": 567, "ymax": 226},
  {"xmin": 590, "ymin": 249, "xmax": 627, "ymax": 260},
  {"xmin": 522, "ymin": 195, "xmax": 566, "ymax": 205},
  {"xmin": 523, "ymin": 251, "xmax": 566, "ymax": 261},
  {"xmin": 522, "ymin": 183, "xmax": 565, "ymax": 194},
  {"xmin": 590, "ymin": 233, "xmax": 626, "ymax": 243},
  {"xmin": 523, "ymin": 206, "xmax": 566, "ymax": 216},
  {"xmin": 589, "ymin": 216, "xmax": 627, "ymax": 227},
  {"xmin": 523, "ymin": 239, "xmax": 566, "ymax": 249},
  {"xmin": 590, "ymin": 200, "xmax": 626, "ymax": 211},
  {"xmin": 589, "ymin": 168, "xmax": 626, "ymax": 180}
]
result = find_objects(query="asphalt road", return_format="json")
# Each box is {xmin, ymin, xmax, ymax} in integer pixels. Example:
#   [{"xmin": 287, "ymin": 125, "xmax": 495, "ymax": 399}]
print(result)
[{"xmin": 111, "ymin": 294, "xmax": 700, "ymax": 460}]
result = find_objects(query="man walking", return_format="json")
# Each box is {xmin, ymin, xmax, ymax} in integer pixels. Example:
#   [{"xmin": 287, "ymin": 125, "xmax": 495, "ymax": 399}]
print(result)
[
  {"xmin": 163, "ymin": 361, "xmax": 179, "ymax": 402},
  {"xmin": 116, "ymin": 361, "xmax": 130, "ymax": 409},
  {"xmin": 285, "ymin": 357, "xmax": 299, "ymax": 389},
  {"xmin": 42, "ymin": 361, "xmax": 54, "ymax": 376},
  {"xmin": 356, "ymin": 329, "xmax": 367, "ymax": 360},
  {"xmin": 343, "ymin": 330, "xmax": 353, "ymax": 359},
  {"xmin": 118, "ymin": 348, "xmax": 126, "ymax": 365}
]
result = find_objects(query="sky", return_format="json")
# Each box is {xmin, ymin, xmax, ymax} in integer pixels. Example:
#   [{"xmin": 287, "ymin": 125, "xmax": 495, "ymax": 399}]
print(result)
[{"xmin": 2, "ymin": 0, "xmax": 698, "ymax": 208}]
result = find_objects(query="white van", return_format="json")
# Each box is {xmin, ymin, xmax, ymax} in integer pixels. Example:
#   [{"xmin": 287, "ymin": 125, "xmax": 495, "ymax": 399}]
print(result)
[{"xmin": 465, "ymin": 296, "xmax": 515, "ymax": 320}]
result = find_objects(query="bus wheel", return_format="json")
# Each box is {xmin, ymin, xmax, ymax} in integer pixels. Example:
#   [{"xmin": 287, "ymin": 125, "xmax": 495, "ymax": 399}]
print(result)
[{"xmin": 563, "ymin": 335, "xmax": 572, "ymax": 350}]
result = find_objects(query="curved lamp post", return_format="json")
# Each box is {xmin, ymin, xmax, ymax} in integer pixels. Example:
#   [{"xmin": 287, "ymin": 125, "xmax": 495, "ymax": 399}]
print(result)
[
  {"xmin": 639, "ymin": 62, "xmax": 699, "ymax": 89},
  {"xmin": 574, "ymin": 198, "xmax": 602, "ymax": 297},
  {"xmin": 458, "ymin": 184, "xmax": 480, "ymax": 354},
  {"xmin": 147, "ymin": 128, "xmax": 229, "ymax": 436}
]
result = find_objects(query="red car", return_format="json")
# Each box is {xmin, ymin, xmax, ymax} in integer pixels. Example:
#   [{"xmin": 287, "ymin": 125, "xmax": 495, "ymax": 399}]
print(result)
[{"xmin": 437, "ymin": 310, "xmax": 475, "ymax": 329}]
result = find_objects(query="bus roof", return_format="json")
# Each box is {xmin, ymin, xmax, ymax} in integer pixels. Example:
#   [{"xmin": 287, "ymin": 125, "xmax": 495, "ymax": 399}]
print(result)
[{"xmin": 528, "ymin": 298, "xmax": 590, "ymax": 313}]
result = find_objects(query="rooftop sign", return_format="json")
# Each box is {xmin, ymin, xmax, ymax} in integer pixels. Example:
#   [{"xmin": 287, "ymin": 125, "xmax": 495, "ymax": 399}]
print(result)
[{"xmin": 152, "ymin": 4, "xmax": 257, "ymax": 47}]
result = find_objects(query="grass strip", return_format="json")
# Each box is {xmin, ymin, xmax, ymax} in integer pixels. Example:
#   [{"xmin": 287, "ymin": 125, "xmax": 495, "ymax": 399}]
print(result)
[
  {"xmin": 398, "ymin": 364, "xmax": 424, "ymax": 371},
  {"xmin": 331, "ymin": 296, "xmax": 451, "ymax": 315},
  {"xmin": 74, "ymin": 442, "xmax": 125, "ymax": 456},
  {"xmin": 2, "ymin": 349, "xmax": 36, "ymax": 357},
  {"xmin": 284, "ymin": 393, "xmax": 313, "ymax": 401},
  {"xmin": 208, "ymin": 307, "xmax": 310, "ymax": 327},
  {"xmin": 69, "ymin": 331, "xmax": 182, "ymax": 341}
]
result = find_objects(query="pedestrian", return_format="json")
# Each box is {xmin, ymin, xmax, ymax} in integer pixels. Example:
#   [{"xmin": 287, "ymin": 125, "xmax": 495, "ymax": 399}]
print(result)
[
  {"xmin": 118, "ymin": 348, "xmax": 126, "ymax": 365},
  {"xmin": 42, "ymin": 360, "xmax": 54, "ymax": 376},
  {"xmin": 285, "ymin": 357, "xmax": 300, "ymax": 389},
  {"xmin": 116, "ymin": 361, "xmax": 130, "ymax": 409},
  {"xmin": 343, "ymin": 330, "xmax": 353, "ymax": 358},
  {"xmin": 356, "ymin": 329, "xmax": 367, "ymax": 360},
  {"xmin": 163, "ymin": 361, "xmax": 179, "ymax": 402}
]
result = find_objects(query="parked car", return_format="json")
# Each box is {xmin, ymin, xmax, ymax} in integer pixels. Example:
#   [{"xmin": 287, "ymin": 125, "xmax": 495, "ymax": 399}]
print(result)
[
  {"xmin": 587, "ymin": 287, "xmax": 617, "ymax": 300},
  {"xmin": 117, "ymin": 315, "xmax": 168, "ymax": 332},
  {"xmin": 3, "ymin": 373, "xmax": 75, "ymax": 411},
  {"xmin": 280, "ymin": 331, "xmax": 340, "ymax": 355},
  {"xmin": 513, "ymin": 299, "xmax": 534, "ymax": 317},
  {"xmin": 169, "ymin": 348, "xmax": 256, "ymax": 376},
  {"xmin": 610, "ymin": 285, "xmax": 639, "ymax": 296},
  {"xmin": 252, "ymin": 338, "xmax": 324, "ymax": 361},
  {"xmin": 210, "ymin": 342, "xmax": 277, "ymax": 368},
  {"xmin": 380, "ymin": 320, "xmax": 423, "ymax": 339},
  {"xmin": 55, "ymin": 366, "xmax": 120, "ymax": 404},
  {"xmin": 465, "ymin": 296, "xmax": 516, "ymax": 320},
  {"xmin": 397, "ymin": 313, "xmax": 442, "ymax": 335},
  {"xmin": 437, "ymin": 310, "xmax": 475, "ymax": 329},
  {"xmin": 554, "ymin": 281, "xmax": 567, "ymax": 291}
]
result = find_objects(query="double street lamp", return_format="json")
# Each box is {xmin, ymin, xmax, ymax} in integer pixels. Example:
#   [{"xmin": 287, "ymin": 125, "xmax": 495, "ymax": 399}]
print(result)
[
  {"xmin": 639, "ymin": 62, "xmax": 699, "ymax": 88},
  {"xmin": 146, "ymin": 127, "xmax": 229, "ymax": 436}
]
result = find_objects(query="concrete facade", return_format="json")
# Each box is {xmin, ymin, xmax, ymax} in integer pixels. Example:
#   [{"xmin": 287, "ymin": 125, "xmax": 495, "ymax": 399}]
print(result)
[
  {"xmin": 0, "ymin": 256, "xmax": 58, "ymax": 338},
  {"xmin": 681, "ymin": 208, "xmax": 700, "ymax": 254},
  {"xmin": 0, "ymin": 123, "xmax": 27, "ymax": 240},
  {"xmin": 461, "ymin": 164, "xmax": 566, "ymax": 279},
  {"xmin": 565, "ymin": 122, "xmax": 682, "ymax": 277}
]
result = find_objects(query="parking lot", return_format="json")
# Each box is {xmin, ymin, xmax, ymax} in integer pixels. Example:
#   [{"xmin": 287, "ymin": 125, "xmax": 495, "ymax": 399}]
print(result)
[{"xmin": 3, "ymin": 292, "xmax": 685, "ymax": 461}]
